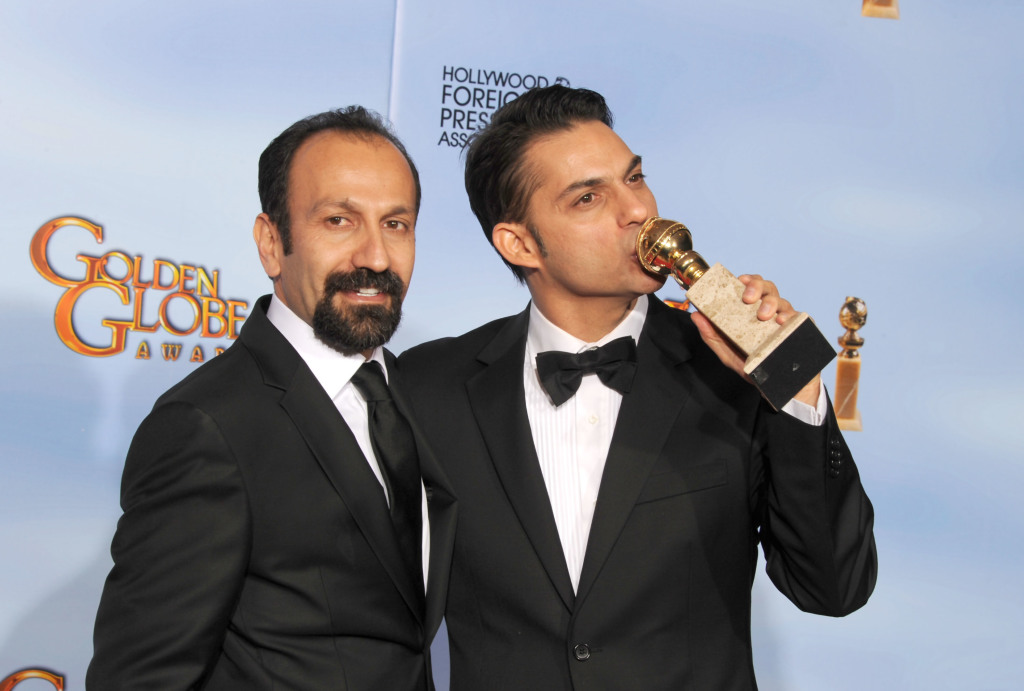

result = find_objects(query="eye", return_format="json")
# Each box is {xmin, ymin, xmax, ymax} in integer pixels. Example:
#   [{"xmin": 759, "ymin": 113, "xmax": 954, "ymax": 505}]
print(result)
[
  {"xmin": 576, "ymin": 192, "xmax": 595, "ymax": 206},
  {"xmin": 327, "ymin": 216, "xmax": 348, "ymax": 226},
  {"xmin": 628, "ymin": 171, "xmax": 646, "ymax": 184},
  {"xmin": 384, "ymin": 219, "xmax": 411, "ymax": 231}
]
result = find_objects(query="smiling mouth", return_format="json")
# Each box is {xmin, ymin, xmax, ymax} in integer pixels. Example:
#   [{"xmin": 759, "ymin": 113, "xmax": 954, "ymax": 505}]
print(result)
[{"xmin": 323, "ymin": 268, "xmax": 404, "ymax": 304}]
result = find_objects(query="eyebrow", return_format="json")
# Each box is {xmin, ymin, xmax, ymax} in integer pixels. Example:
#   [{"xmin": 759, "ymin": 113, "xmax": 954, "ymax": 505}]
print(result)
[
  {"xmin": 308, "ymin": 199, "xmax": 353, "ymax": 217},
  {"xmin": 309, "ymin": 199, "xmax": 415, "ymax": 218},
  {"xmin": 555, "ymin": 154, "xmax": 644, "ymax": 203}
]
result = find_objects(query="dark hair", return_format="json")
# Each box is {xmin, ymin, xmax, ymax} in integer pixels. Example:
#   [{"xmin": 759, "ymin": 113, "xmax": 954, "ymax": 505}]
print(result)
[
  {"xmin": 258, "ymin": 106, "xmax": 421, "ymax": 253},
  {"xmin": 464, "ymin": 85, "xmax": 613, "ymax": 280}
]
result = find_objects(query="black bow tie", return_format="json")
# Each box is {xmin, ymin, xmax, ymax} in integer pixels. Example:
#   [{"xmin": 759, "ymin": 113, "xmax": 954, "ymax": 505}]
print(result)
[{"xmin": 535, "ymin": 336, "xmax": 638, "ymax": 406}]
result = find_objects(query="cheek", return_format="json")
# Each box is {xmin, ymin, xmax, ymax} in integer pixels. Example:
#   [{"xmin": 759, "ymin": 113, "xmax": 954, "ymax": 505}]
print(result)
[
  {"xmin": 398, "ymin": 264, "xmax": 414, "ymax": 295},
  {"xmin": 391, "ymin": 238, "xmax": 415, "ymax": 271}
]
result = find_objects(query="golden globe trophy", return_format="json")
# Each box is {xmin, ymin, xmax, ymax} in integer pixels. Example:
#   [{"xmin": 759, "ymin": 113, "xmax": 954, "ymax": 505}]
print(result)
[
  {"xmin": 834, "ymin": 297, "xmax": 867, "ymax": 431},
  {"xmin": 636, "ymin": 217, "xmax": 835, "ymax": 410}
]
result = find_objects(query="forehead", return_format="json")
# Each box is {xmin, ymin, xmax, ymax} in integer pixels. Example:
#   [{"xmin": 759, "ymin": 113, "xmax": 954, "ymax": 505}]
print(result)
[
  {"xmin": 288, "ymin": 130, "xmax": 415, "ymax": 202},
  {"xmin": 523, "ymin": 121, "xmax": 637, "ymax": 195}
]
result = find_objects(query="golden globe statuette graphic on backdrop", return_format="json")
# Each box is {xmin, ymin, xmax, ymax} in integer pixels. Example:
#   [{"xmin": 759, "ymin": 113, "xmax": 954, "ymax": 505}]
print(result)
[
  {"xmin": 636, "ymin": 217, "xmax": 835, "ymax": 410},
  {"xmin": 0, "ymin": 668, "xmax": 63, "ymax": 690},
  {"xmin": 834, "ymin": 296, "xmax": 867, "ymax": 430}
]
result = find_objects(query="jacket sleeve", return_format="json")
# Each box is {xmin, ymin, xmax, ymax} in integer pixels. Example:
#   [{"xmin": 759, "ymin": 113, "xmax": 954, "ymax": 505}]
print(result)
[
  {"xmin": 753, "ymin": 399, "xmax": 877, "ymax": 616},
  {"xmin": 87, "ymin": 401, "xmax": 251, "ymax": 690}
]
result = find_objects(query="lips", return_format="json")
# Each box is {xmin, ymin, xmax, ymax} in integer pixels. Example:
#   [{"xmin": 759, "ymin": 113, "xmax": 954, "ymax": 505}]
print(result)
[{"xmin": 323, "ymin": 268, "xmax": 404, "ymax": 300}]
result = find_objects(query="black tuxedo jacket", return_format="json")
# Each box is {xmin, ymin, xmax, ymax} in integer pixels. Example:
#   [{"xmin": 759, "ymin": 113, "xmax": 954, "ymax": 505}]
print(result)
[
  {"xmin": 397, "ymin": 296, "xmax": 875, "ymax": 691},
  {"xmin": 88, "ymin": 295, "xmax": 457, "ymax": 690}
]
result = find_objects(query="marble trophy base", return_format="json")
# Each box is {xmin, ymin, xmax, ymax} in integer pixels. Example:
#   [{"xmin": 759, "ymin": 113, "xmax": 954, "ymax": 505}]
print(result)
[
  {"xmin": 686, "ymin": 263, "xmax": 836, "ymax": 410},
  {"xmin": 834, "ymin": 357, "xmax": 863, "ymax": 431}
]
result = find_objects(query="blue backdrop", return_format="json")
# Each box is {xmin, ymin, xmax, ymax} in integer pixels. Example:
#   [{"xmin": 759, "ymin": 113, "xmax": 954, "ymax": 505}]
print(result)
[{"xmin": 3, "ymin": 1, "xmax": 1022, "ymax": 688}]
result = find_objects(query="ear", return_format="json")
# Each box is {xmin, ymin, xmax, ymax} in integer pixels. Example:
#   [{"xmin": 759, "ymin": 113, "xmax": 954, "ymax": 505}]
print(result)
[
  {"xmin": 492, "ymin": 221, "xmax": 543, "ymax": 271},
  {"xmin": 253, "ymin": 213, "xmax": 284, "ymax": 280}
]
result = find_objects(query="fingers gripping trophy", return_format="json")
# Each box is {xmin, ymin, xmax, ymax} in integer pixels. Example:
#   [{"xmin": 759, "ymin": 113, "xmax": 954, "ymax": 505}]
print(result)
[{"xmin": 636, "ymin": 217, "xmax": 836, "ymax": 410}]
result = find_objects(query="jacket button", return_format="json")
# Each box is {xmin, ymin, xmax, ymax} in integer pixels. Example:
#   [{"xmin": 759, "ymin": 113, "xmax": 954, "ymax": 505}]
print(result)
[{"xmin": 573, "ymin": 643, "xmax": 591, "ymax": 661}]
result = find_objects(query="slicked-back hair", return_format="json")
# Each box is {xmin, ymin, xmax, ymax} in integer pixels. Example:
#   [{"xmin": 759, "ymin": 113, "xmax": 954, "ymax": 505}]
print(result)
[
  {"xmin": 463, "ymin": 85, "xmax": 613, "ymax": 281},
  {"xmin": 258, "ymin": 106, "xmax": 421, "ymax": 254}
]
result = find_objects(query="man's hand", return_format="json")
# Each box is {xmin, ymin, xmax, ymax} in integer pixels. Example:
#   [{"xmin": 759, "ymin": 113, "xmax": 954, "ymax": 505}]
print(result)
[{"xmin": 690, "ymin": 274, "xmax": 821, "ymax": 406}]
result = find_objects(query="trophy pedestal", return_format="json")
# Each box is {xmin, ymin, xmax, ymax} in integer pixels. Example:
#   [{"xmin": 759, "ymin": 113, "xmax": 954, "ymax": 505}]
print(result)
[
  {"xmin": 686, "ymin": 263, "xmax": 835, "ymax": 410},
  {"xmin": 834, "ymin": 296, "xmax": 867, "ymax": 431},
  {"xmin": 837, "ymin": 409, "xmax": 863, "ymax": 432},
  {"xmin": 834, "ymin": 352, "xmax": 863, "ymax": 431}
]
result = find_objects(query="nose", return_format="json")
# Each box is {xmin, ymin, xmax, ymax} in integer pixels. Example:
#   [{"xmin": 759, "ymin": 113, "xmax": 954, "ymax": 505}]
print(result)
[
  {"xmin": 351, "ymin": 227, "xmax": 390, "ymax": 273},
  {"xmin": 617, "ymin": 185, "xmax": 654, "ymax": 228}
]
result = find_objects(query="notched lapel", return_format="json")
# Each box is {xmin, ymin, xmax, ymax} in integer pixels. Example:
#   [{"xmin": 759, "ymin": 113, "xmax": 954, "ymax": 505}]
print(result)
[
  {"xmin": 388, "ymin": 361, "xmax": 458, "ymax": 638},
  {"xmin": 421, "ymin": 449, "xmax": 457, "ymax": 638},
  {"xmin": 576, "ymin": 301, "xmax": 696, "ymax": 603},
  {"xmin": 278, "ymin": 365, "xmax": 425, "ymax": 622},
  {"xmin": 467, "ymin": 312, "xmax": 576, "ymax": 610}
]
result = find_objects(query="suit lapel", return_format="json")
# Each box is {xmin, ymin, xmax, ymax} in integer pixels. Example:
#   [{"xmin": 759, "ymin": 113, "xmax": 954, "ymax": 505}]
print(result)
[
  {"xmin": 388, "ymin": 355, "xmax": 458, "ymax": 639},
  {"xmin": 242, "ymin": 297, "xmax": 425, "ymax": 622},
  {"xmin": 576, "ymin": 298, "xmax": 696, "ymax": 603},
  {"xmin": 419, "ymin": 445, "xmax": 457, "ymax": 638},
  {"xmin": 466, "ymin": 309, "xmax": 576, "ymax": 610},
  {"xmin": 279, "ymin": 370, "xmax": 425, "ymax": 620}
]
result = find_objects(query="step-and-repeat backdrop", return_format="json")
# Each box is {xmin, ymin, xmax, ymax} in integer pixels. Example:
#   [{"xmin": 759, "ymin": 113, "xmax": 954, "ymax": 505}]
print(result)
[{"xmin": 3, "ymin": 1, "xmax": 1023, "ymax": 688}]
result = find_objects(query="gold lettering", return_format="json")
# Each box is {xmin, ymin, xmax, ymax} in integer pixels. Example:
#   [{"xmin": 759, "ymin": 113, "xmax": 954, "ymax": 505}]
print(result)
[
  {"xmin": 161, "ymin": 343, "xmax": 183, "ymax": 361},
  {"xmin": 52, "ymin": 255, "xmax": 132, "ymax": 357},
  {"xmin": 98, "ymin": 251, "xmax": 133, "ymax": 284},
  {"xmin": 153, "ymin": 260, "xmax": 179, "ymax": 290},
  {"xmin": 178, "ymin": 264, "xmax": 197, "ymax": 294},
  {"xmin": 159, "ymin": 292, "xmax": 201, "ymax": 336},
  {"xmin": 190, "ymin": 345, "xmax": 205, "ymax": 362},
  {"xmin": 196, "ymin": 267, "xmax": 219, "ymax": 297},
  {"xmin": 130, "ymin": 286, "xmax": 160, "ymax": 333},
  {"xmin": 131, "ymin": 255, "xmax": 153, "ymax": 288},
  {"xmin": 32, "ymin": 216, "xmax": 249, "ymax": 357},
  {"xmin": 226, "ymin": 299, "xmax": 248, "ymax": 339},
  {"xmin": 200, "ymin": 297, "xmax": 229, "ymax": 338},
  {"xmin": 29, "ymin": 216, "xmax": 103, "ymax": 288}
]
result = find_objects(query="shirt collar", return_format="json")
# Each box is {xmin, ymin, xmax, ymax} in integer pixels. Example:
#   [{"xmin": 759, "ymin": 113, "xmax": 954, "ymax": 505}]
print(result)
[
  {"xmin": 266, "ymin": 294, "xmax": 386, "ymax": 398},
  {"xmin": 527, "ymin": 294, "xmax": 648, "ymax": 363}
]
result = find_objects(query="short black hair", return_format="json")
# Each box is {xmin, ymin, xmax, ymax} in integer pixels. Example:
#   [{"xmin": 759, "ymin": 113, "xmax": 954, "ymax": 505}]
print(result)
[
  {"xmin": 463, "ymin": 85, "xmax": 613, "ymax": 281},
  {"xmin": 258, "ymin": 106, "xmax": 421, "ymax": 253}
]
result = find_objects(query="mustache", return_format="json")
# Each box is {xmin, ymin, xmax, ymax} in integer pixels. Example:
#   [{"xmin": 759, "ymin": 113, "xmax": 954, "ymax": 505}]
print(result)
[{"xmin": 323, "ymin": 268, "xmax": 404, "ymax": 298}]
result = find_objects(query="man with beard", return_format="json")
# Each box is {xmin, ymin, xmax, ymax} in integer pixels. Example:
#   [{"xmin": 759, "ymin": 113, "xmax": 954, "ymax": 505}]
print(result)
[{"xmin": 88, "ymin": 107, "xmax": 457, "ymax": 690}]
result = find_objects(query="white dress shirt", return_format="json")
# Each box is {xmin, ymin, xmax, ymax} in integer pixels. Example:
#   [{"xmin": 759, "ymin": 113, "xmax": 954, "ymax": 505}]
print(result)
[
  {"xmin": 266, "ymin": 295, "xmax": 429, "ymax": 587},
  {"xmin": 523, "ymin": 295, "xmax": 826, "ymax": 592}
]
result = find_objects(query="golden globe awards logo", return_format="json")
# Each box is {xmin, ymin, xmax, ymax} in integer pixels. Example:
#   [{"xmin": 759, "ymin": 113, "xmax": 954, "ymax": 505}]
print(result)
[
  {"xmin": 437, "ymin": 65, "xmax": 570, "ymax": 148},
  {"xmin": 30, "ymin": 216, "xmax": 248, "ymax": 361}
]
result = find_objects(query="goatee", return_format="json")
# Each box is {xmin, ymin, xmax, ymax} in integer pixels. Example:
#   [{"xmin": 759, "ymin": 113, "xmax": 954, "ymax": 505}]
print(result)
[{"xmin": 312, "ymin": 268, "xmax": 405, "ymax": 355}]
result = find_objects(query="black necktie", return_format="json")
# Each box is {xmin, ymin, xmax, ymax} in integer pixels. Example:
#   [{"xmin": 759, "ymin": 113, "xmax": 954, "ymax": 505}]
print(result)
[
  {"xmin": 535, "ymin": 335, "xmax": 639, "ymax": 406},
  {"xmin": 350, "ymin": 361, "xmax": 423, "ymax": 593}
]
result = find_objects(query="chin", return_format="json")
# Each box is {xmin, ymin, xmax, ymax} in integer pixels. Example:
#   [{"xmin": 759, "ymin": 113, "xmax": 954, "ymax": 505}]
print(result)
[{"xmin": 635, "ymin": 275, "xmax": 667, "ymax": 295}]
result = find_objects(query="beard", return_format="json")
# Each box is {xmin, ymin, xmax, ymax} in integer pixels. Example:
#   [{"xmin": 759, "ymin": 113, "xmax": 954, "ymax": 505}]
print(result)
[{"xmin": 312, "ymin": 268, "xmax": 405, "ymax": 355}]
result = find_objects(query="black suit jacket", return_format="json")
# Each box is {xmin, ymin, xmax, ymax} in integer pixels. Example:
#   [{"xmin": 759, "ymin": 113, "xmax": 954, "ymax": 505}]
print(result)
[
  {"xmin": 397, "ymin": 296, "xmax": 875, "ymax": 691},
  {"xmin": 88, "ymin": 295, "xmax": 457, "ymax": 690}
]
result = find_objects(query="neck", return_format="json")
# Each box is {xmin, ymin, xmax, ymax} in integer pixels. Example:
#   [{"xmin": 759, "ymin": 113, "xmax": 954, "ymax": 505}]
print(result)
[{"xmin": 530, "ymin": 293, "xmax": 639, "ymax": 343}]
